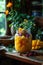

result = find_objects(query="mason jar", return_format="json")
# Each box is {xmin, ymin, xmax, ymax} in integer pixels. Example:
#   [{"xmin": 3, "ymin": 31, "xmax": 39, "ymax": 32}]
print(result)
[{"xmin": 14, "ymin": 29, "xmax": 32, "ymax": 53}]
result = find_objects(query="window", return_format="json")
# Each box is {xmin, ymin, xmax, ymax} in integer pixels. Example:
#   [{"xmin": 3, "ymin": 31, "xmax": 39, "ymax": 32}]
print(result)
[
  {"xmin": 0, "ymin": 0, "xmax": 7, "ymax": 36},
  {"xmin": 31, "ymin": 0, "xmax": 43, "ymax": 16}
]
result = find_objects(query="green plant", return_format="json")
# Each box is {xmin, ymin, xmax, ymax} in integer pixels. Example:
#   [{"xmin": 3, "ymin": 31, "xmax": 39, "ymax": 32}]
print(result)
[
  {"xmin": 6, "ymin": 1, "xmax": 43, "ymax": 40},
  {"xmin": 6, "ymin": 2, "xmax": 34, "ymax": 31},
  {"xmin": 10, "ymin": 13, "xmax": 35, "ymax": 30},
  {"xmin": 6, "ymin": 1, "xmax": 38, "ymax": 40},
  {"xmin": 6, "ymin": 1, "xmax": 35, "ymax": 30}
]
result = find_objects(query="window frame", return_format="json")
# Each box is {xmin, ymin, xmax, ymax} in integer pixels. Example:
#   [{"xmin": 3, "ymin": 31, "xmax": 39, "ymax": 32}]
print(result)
[{"xmin": 0, "ymin": 0, "xmax": 7, "ymax": 37}]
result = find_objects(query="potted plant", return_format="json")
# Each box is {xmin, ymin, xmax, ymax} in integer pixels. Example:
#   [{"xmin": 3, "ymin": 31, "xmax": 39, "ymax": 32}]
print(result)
[{"xmin": 5, "ymin": 1, "xmax": 35, "ymax": 53}]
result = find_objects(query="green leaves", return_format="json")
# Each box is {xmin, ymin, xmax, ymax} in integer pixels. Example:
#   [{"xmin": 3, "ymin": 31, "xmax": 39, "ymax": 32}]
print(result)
[
  {"xmin": 36, "ymin": 29, "xmax": 43, "ymax": 40},
  {"xmin": 7, "ymin": 8, "xmax": 34, "ymax": 31}
]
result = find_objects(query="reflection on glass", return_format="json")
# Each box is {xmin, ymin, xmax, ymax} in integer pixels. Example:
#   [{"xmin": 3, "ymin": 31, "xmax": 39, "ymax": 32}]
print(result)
[
  {"xmin": 0, "ymin": 0, "xmax": 6, "ymax": 12},
  {"xmin": 0, "ymin": 14, "xmax": 6, "ymax": 36}
]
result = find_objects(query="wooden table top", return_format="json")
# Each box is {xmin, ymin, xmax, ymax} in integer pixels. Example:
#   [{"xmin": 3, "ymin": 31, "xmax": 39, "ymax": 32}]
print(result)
[
  {"xmin": 0, "ymin": 46, "xmax": 43, "ymax": 65},
  {"xmin": 1, "ymin": 50, "xmax": 43, "ymax": 65}
]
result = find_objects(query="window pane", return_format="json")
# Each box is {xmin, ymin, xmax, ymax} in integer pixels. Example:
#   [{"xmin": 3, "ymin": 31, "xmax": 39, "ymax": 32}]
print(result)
[
  {"xmin": 0, "ymin": 13, "xmax": 7, "ymax": 36},
  {"xmin": 0, "ymin": 0, "xmax": 6, "ymax": 12}
]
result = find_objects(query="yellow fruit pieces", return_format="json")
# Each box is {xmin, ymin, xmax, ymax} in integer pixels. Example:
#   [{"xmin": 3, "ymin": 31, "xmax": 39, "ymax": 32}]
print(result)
[
  {"xmin": 32, "ymin": 40, "xmax": 43, "ymax": 50},
  {"xmin": 32, "ymin": 40, "xmax": 37, "ymax": 47},
  {"xmin": 14, "ymin": 35, "xmax": 32, "ymax": 53}
]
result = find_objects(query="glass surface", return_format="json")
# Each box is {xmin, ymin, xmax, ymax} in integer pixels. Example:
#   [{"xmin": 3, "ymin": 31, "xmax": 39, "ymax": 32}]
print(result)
[
  {"xmin": 0, "ymin": 0, "xmax": 6, "ymax": 12},
  {"xmin": 0, "ymin": 13, "xmax": 7, "ymax": 36}
]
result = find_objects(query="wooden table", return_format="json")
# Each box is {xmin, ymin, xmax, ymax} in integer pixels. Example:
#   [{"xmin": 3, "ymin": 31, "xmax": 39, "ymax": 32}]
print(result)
[{"xmin": 0, "ymin": 50, "xmax": 43, "ymax": 65}]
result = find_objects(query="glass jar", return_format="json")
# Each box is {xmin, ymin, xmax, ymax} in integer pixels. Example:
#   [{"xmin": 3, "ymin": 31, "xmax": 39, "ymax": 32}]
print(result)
[{"xmin": 14, "ymin": 29, "xmax": 32, "ymax": 53}]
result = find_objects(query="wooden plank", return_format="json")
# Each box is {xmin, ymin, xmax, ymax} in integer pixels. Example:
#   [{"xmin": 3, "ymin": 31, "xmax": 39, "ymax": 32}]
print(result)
[{"xmin": 5, "ymin": 52, "xmax": 43, "ymax": 65}]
